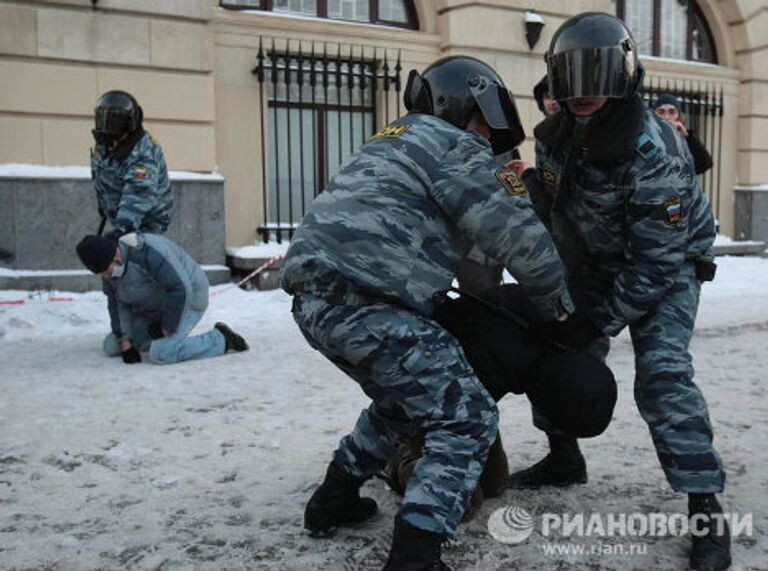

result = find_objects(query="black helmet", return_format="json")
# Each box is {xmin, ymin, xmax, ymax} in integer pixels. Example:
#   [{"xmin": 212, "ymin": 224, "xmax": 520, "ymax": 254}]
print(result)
[
  {"xmin": 545, "ymin": 12, "xmax": 643, "ymax": 102},
  {"xmin": 93, "ymin": 90, "xmax": 143, "ymax": 146},
  {"xmin": 403, "ymin": 56, "xmax": 525, "ymax": 154},
  {"xmin": 532, "ymin": 74, "xmax": 550, "ymax": 114}
]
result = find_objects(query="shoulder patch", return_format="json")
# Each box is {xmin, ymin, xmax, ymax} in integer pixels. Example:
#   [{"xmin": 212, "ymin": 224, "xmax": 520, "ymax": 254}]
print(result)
[
  {"xmin": 495, "ymin": 167, "xmax": 527, "ymax": 196},
  {"xmin": 371, "ymin": 124, "xmax": 410, "ymax": 140},
  {"xmin": 542, "ymin": 168, "xmax": 557, "ymax": 185},
  {"xmin": 636, "ymin": 133, "xmax": 659, "ymax": 161},
  {"xmin": 134, "ymin": 165, "xmax": 148, "ymax": 179},
  {"xmin": 662, "ymin": 196, "xmax": 683, "ymax": 226},
  {"xmin": 149, "ymin": 134, "xmax": 160, "ymax": 146}
]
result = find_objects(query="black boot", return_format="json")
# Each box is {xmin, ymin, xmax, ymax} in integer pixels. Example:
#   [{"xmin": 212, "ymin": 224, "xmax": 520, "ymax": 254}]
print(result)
[
  {"xmin": 382, "ymin": 517, "xmax": 451, "ymax": 571},
  {"xmin": 507, "ymin": 433, "xmax": 587, "ymax": 488},
  {"xmin": 689, "ymin": 493, "xmax": 731, "ymax": 571},
  {"xmin": 215, "ymin": 322, "xmax": 249, "ymax": 352},
  {"xmin": 304, "ymin": 462, "xmax": 378, "ymax": 535}
]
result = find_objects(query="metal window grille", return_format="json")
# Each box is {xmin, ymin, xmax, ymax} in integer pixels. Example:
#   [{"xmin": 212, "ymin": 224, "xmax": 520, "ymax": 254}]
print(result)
[
  {"xmin": 641, "ymin": 77, "xmax": 724, "ymax": 221},
  {"xmin": 252, "ymin": 39, "xmax": 402, "ymax": 243}
]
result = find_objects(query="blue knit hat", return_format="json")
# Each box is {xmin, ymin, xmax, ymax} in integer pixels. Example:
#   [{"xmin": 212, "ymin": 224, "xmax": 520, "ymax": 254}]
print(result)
[
  {"xmin": 76, "ymin": 235, "xmax": 117, "ymax": 274},
  {"xmin": 653, "ymin": 93, "xmax": 681, "ymax": 112}
]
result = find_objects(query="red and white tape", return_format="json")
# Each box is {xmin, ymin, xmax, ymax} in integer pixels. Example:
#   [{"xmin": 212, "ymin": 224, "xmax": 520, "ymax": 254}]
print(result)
[
  {"xmin": 209, "ymin": 253, "xmax": 285, "ymax": 298},
  {"xmin": 0, "ymin": 296, "xmax": 76, "ymax": 306}
]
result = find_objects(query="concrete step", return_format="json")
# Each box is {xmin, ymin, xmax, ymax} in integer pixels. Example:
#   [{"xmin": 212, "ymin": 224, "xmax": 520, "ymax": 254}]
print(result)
[
  {"xmin": 714, "ymin": 241, "xmax": 766, "ymax": 256},
  {"xmin": 0, "ymin": 266, "xmax": 231, "ymax": 293}
]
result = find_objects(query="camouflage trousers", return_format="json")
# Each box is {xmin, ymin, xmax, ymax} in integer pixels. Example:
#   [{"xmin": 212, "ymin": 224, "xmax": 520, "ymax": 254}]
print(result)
[
  {"xmin": 536, "ymin": 264, "xmax": 725, "ymax": 492},
  {"xmin": 291, "ymin": 292, "xmax": 498, "ymax": 536}
]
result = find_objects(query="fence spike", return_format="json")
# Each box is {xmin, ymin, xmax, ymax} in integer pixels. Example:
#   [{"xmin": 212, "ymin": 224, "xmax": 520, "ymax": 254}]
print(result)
[{"xmin": 252, "ymin": 36, "xmax": 265, "ymax": 80}]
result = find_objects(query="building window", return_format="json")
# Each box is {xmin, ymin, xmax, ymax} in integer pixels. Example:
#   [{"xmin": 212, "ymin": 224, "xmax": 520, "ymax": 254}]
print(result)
[
  {"xmin": 253, "ymin": 42, "xmax": 404, "ymax": 242},
  {"xmin": 221, "ymin": 0, "xmax": 418, "ymax": 29},
  {"xmin": 614, "ymin": 0, "xmax": 717, "ymax": 63}
]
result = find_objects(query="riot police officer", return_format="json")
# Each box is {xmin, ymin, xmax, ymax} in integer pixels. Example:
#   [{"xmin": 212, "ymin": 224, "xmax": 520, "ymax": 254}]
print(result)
[
  {"xmin": 509, "ymin": 13, "xmax": 729, "ymax": 571},
  {"xmin": 91, "ymin": 90, "xmax": 172, "ymax": 238},
  {"xmin": 280, "ymin": 56, "xmax": 576, "ymax": 570}
]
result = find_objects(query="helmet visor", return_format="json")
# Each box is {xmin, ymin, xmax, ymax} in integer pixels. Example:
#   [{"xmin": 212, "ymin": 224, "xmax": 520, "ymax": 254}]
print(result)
[
  {"xmin": 547, "ymin": 45, "xmax": 634, "ymax": 101},
  {"xmin": 471, "ymin": 83, "xmax": 526, "ymax": 153},
  {"xmin": 94, "ymin": 107, "xmax": 133, "ymax": 135}
]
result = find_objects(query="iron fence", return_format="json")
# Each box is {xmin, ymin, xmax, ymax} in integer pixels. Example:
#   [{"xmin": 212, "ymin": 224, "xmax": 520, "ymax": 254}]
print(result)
[
  {"xmin": 251, "ymin": 49, "xmax": 726, "ymax": 243},
  {"xmin": 253, "ymin": 39, "xmax": 402, "ymax": 243}
]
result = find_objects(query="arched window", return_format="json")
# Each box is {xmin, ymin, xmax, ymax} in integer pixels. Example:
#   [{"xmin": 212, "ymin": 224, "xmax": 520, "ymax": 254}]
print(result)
[
  {"xmin": 614, "ymin": 0, "xmax": 717, "ymax": 63},
  {"xmin": 221, "ymin": 0, "xmax": 419, "ymax": 30}
]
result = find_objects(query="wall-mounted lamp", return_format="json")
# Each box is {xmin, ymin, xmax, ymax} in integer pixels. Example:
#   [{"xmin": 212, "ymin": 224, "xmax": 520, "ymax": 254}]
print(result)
[{"xmin": 525, "ymin": 11, "xmax": 545, "ymax": 50}]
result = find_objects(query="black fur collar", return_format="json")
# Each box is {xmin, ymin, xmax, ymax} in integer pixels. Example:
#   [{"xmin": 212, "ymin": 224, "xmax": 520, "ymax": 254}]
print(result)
[
  {"xmin": 534, "ymin": 95, "xmax": 646, "ymax": 165},
  {"xmin": 107, "ymin": 128, "xmax": 145, "ymax": 163}
]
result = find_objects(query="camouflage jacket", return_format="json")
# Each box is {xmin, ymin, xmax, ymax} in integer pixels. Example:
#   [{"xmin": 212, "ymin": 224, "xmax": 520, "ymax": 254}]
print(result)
[
  {"xmin": 91, "ymin": 130, "xmax": 172, "ymax": 234},
  {"xmin": 531, "ymin": 96, "xmax": 716, "ymax": 336},
  {"xmin": 280, "ymin": 113, "xmax": 573, "ymax": 319}
]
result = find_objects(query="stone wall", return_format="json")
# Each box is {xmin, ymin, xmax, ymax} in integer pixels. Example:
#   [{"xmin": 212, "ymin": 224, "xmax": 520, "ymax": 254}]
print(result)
[
  {"xmin": 0, "ymin": 176, "xmax": 226, "ymax": 291},
  {"xmin": 735, "ymin": 187, "xmax": 768, "ymax": 243}
]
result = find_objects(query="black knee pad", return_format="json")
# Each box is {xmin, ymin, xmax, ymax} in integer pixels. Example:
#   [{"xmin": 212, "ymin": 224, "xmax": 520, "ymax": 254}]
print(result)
[{"xmin": 526, "ymin": 350, "xmax": 617, "ymax": 438}]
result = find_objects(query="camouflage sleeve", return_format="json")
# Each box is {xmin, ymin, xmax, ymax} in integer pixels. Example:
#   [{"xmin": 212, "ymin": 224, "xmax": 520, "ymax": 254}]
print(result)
[
  {"xmin": 523, "ymin": 168, "xmax": 552, "ymax": 229},
  {"xmin": 592, "ymin": 156, "xmax": 691, "ymax": 335},
  {"xmin": 530, "ymin": 140, "xmax": 556, "ymax": 228},
  {"xmin": 114, "ymin": 153, "xmax": 162, "ymax": 233},
  {"xmin": 102, "ymin": 278, "xmax": 123, "ymax": 339},
  {"xmin": 91, "ymin": 150, "xmax": 104, "ymax": 218},
  {"xmin": 430, "ymin": 135, "xmax": 573, "ymax": 320}
]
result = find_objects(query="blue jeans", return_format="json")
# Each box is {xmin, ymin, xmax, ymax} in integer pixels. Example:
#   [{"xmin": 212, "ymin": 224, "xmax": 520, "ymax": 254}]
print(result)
[
  {"xmin": 103, "ymin": 315, "xmax": 152, "ymax": 355},
  {"xmin": 103, "ymin": 309, "xmax": 226, "ymax": 364}
]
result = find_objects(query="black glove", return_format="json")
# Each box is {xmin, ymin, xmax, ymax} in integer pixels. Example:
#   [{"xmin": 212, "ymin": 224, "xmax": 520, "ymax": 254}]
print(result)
[
  {"xmin": 533, "ymin": 311, "xmax": 603, "ymax": 349},
  {"xmin": 104, "ymin": 228, "xmax": 126, "ymax": 241},
  {"xmin": 121, "ymin": 346, "xmax": 141, "ymax": 364},
  {"xmin": 147, "ymin": 321, "xmax": 164, "ymax": 340}
]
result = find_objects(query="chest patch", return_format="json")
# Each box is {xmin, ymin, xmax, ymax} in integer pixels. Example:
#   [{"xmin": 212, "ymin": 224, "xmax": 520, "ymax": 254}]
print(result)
[
  {"xmin": 495, "ymin": 167, "xmax": 527, "ymax": 196},
  {"xmin": 542, "ymin": 168, "xmax": 557, "ymax": 185},
  {"xmin": 371, "ymin": 124, "xmax": 410, "ymax": 140},
  {"xmin": 663, "ymin": 196, "xmax": 683, "ymax": 225},
  {"xmin": 134, "ymin": 165, "xmax": 148, "ymax": 180}
]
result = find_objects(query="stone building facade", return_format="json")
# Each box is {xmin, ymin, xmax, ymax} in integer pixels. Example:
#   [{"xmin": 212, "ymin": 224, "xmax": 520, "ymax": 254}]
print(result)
[{"xmin": 0, "ymin": 0, "xmax": 766, "ymax": 253}]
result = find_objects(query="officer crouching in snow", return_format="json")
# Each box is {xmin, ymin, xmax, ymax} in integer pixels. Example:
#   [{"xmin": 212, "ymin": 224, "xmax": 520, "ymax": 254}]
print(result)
[
  {"xmin": 280, "ymin": 56, "xmax": 583, "ymax": 569},
  {"xmin": 76, "ymin": 233, "xmax": 248, "ymax": 365},
  {"xmin": 509, "ymin": 13, "xmax": 728, "ymax": 571}
]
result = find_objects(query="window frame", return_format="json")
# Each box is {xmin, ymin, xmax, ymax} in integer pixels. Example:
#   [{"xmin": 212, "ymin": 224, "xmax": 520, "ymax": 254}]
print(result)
[
  {"xmin": 615, "ymin": 0, "xmax": 717, "ymax": 64},
  {"xmin": 220, "ymin": 0, "xmax": 419, "ymax": 30}
]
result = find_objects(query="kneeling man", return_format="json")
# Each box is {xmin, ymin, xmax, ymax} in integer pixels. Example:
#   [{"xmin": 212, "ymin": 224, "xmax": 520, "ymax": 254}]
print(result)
[{"xmin": 76, "ymin": 233, "xmax": 248, "ymax": 364}]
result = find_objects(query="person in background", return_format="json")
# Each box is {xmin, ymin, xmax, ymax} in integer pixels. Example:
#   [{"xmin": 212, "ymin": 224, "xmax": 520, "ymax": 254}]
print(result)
[
  {"xmin": 91, "ymin": 90, "xmax": 173, "ymax": 240},
  {"xmin": 533, "ymin": 74, "xmax": 561, "ymax": 116},
  {"xmin": 76, "ymin": 233, "xmax": 248, "ymax": 365},
  {"xmin": 653, "ymin": 93, "xmax": 714, "ymax": 175}
]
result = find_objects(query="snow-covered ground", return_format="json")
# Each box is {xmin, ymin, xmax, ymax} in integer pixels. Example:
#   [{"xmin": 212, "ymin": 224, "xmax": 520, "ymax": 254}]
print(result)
[{"xmin": 1, "ymin": 256, "xmax": 767, "ymax": 570}]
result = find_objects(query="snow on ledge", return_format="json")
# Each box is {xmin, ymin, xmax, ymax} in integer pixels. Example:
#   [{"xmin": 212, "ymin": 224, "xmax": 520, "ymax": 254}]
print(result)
[
  {"xmin": 734, "ymin": 184, "xmax": 768, "ymax": 192},
  {"xmin": 0, "ymin": 164, "xmax": 224, "ymax": 181},
  {"xmin": 226, "ymin": 242, "xmax": 290, "ymax": 259},
  {"xmin": 525, "ymin": 11, "xmax": 544, "ymax": 23},
  {"xmin": 713, "ymin": 234, "xmax": 764, "ymax": 247}
]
